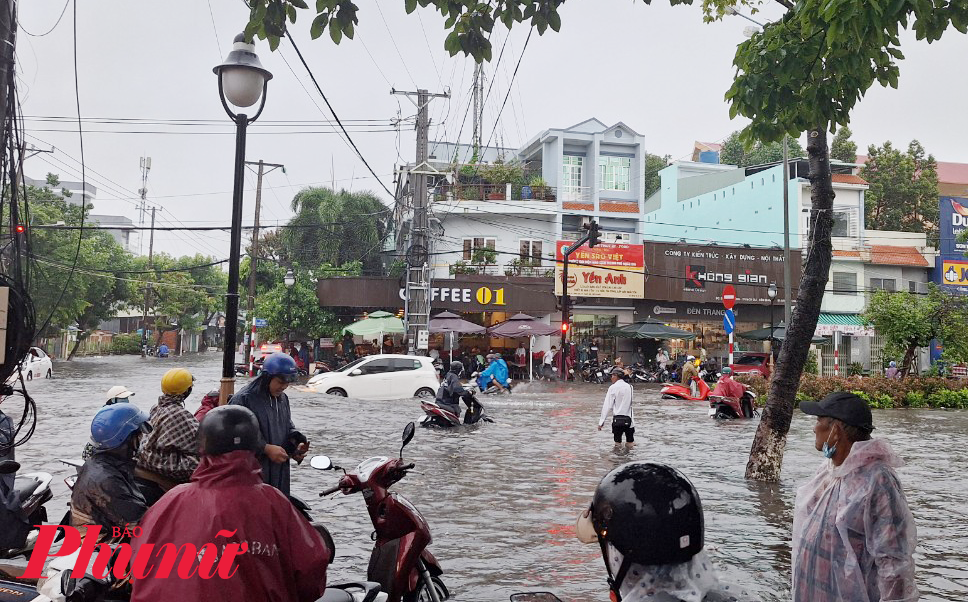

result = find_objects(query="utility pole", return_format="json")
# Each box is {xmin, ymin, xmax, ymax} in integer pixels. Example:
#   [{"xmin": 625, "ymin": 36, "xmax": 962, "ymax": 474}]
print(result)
[
  {"xmin": 138, "ymin": 156, "xmax": 151, "ymax": 255},
  {"xmin": 782, "ymin": 136, "xmax": 792, "ymax": 328},
  {"xmin": 243, "ymin": 159, "xmax": 284, "ymax": 374},
  {"xmin": 392, "ymin": 87, "xmax": 449, "ymax": 355},
  {"xmin": 141, "ymin": 207, "xmax": 158, "ymax": 358},
  {"xmin": 471, "ymin": 64, "xmax": 483, "ymax": 153}
]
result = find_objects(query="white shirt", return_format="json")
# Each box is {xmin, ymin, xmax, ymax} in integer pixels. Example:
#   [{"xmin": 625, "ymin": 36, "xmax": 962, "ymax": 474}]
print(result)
[
  {"xmin": 543, "ymin": 351, "xmax": 554, "ymax": 365},
  {"xmin": 599, "ymin": 379, "xmax": 634, "ymax": 427}
]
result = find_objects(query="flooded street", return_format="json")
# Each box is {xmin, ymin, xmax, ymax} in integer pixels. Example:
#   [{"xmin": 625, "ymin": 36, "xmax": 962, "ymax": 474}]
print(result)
[{"xmin": 7, "ymin": 353, "xmax": 968, "ymax": 601}]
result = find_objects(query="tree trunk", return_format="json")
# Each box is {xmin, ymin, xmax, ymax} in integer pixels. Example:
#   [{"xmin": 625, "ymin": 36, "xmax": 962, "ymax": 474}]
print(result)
[
  {"xmin": 67, "ymin": 330, "xmax": 90, "ymax": 361},
  {"xmin": 746, "ymin": 127, "xmax": 836, "ymax": 482},
  {"xmin": 175, "ymin": 329, "xmax": 183, "ymax": 356},
  {"xmin": 900, "ymin": 343, "xmax": 917, "ymax": 378}
]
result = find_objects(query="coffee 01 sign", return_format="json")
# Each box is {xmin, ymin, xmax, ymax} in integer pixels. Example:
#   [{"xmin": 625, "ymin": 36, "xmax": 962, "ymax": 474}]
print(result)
[{"xmin": 554, "ymin": 241, "xmax": 645, "ymax": 299}]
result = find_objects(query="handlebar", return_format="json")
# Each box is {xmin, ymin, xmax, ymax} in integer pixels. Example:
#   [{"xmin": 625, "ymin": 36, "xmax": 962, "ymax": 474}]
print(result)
[
  {"xmin": 401, "ymin": 463, "xmax": 415, "ymax": 471},
  {"xmin": 319, "ymin": 484, "xmax": 341, "ymax": 497}
]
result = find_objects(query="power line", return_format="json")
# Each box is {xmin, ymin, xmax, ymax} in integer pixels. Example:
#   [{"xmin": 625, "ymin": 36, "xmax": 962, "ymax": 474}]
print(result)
[
  {"xmin": 483, "ymin": 26, "xmax": 533, "ymax": 153},
  {"xmin": 17, "ymin": 0, "xmax": 70, "ymax": 37}
]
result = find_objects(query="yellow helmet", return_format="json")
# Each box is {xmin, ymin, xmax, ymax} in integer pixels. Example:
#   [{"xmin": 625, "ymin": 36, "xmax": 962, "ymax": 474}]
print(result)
[{"xmin": 161, "ymin": 368, "xmax": 194, "ymax": 395}]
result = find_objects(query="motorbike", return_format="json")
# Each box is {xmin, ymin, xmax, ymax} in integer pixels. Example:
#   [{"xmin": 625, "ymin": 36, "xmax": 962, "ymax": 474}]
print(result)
[
  {"xmin": 311, "ymin": 423, "xmax": 448, "ymax": 602},
  {"xmin": 466, "ymin": 372, "xmax": 511, "ymax": 395},
  {"xmin": 418, "ymin": 394, "xmax": 490, "ymax": 428},
  {"xmin": 659, "ymin": 376, "xmax": 712, "ymax": 401},
  {"xmin": 709, "ymin": 388, "xmax": 758, "ymax": 420}
]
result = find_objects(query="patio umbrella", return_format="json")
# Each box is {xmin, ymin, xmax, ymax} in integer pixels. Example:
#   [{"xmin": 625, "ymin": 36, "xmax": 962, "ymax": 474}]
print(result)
[
  {"xmin": 342, "ymin": 310, "xmax": 405, "ymax": 349},
  {"xmin": 429, "ymin": 311, "xmax": 486, "ymax": 360},
  {"xmin": 736, "ymin": 322, "xmax": 827, "ymax": 343},
  {"xmin": 610, "ymin": 319, "xmax": 697, "ymax": 341},
  {"xmin": 487, "ymin": 313, "xmax": 560, "ymax": 381}
]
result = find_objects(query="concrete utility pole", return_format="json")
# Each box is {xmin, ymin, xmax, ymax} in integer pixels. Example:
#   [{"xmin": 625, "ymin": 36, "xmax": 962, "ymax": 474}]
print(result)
[
  {"xmin": 471, "ymin": 64, "xmax": 483, "ymax": 152},
  {"xmin": 138, "ymin": 156, "xmax": 151, "ymax": 254},
  {"xmin": 243, "ymin": 159, "xmax": 283, "ymax": 373},
  {"xmin": 141, "ymin": 206, "xmax": 158, "ymax": 358},
  {"xmin": 782, "ymin": 136, "xmax": 792, "ymax": 327},
  {"xmin": 392, "ymin": 87, "xmax": 449, "ymax": 355}
]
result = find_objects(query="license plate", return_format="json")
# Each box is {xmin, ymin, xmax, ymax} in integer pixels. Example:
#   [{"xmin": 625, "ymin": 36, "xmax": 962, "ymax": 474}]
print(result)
[
  {"xmin": 708, "ymin": 408, "xmax": 717, "ymax": 416},
  {"xmin": 597, "ymin": 372, "xmax": 603, "ymax": 377}
]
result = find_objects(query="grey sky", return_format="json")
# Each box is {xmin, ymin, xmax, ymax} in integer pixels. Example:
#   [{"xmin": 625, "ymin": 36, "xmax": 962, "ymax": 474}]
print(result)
[{"xmin": 16, "ymin": 0, "xmax": 968, "ymax": 258}]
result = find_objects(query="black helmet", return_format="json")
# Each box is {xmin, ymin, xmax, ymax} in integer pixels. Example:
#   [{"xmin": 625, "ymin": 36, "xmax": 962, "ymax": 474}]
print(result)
[
  {"xmin": 198, "ymin": 406, "xmax": 263, "ymax": 456},
  {"xmin": 449, "ymin": 360, "xmax": 464, "ymax": 375},
  {"xmin": 590, "ymin": 462, "xmax": 704, "ymax": 565}
]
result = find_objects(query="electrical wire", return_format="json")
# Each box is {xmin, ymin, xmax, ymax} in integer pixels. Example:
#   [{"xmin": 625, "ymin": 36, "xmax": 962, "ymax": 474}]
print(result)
[
  {"xmin": 482, "ymin": 26, "xmax": 533, "ymax": 154},
  {"xmin": 17, "ymin": 0, "xmax": 70, "ymax": 37}
]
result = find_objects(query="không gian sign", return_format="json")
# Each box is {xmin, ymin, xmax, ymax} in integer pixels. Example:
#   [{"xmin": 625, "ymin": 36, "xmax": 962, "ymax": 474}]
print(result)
[{"xmin": 554, "ymin": 241, "xmax": 645, "ymax": 299}]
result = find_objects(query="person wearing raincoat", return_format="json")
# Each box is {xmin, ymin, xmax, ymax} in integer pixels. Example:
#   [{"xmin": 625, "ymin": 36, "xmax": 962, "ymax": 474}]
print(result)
[
  {"xmin": 130, "ymin": 405, "xmax": 329, "ymax": 602},
  {"xmin": 793, "ymin": 392, "xmax": 918, "ymax": 602},
  {"xmin": 230, "ymin": 352, "xmax": 309, "ymax": 497}
]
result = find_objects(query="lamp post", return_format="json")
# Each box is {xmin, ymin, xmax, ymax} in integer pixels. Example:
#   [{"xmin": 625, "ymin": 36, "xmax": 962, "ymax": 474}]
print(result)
[
  {"xmin": 768, "ymin": 282, "xmax": 778, "ymax": 364},
  {"xmin": 214, "ymin": 34, "xmax": 273, "ymax": 404},
  {"xmin": 284, "ymin": 269, "xmax": 295, "ymax": 347}
]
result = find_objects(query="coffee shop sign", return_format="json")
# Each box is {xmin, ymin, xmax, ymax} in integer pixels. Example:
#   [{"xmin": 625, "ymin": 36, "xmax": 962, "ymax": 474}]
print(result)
[{"xmin": 398, "ymin": 285, "xmax": 506, "ymax": 305}]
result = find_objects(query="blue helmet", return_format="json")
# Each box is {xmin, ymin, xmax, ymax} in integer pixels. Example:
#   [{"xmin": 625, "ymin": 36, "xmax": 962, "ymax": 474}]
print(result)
[
  {"xmin": 889, "ymin": 361, "xmax": 897, "ymax": 368},
  {"xmin": 262, "ymin": 352, "xmax": 299, "ymax": 383},
  {"xmin": 91, "ymin": 404, "xmax": 152, "ymax": 450}
]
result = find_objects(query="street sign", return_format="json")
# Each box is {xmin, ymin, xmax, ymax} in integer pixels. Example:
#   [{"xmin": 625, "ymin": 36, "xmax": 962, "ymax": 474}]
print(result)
[
  {"xmin": 254, "ymin": 318, "xmax": 268, "ymax": 327},
  {"xmin": 723, "ymin": 309, "xmax": 735, "ymax": 334},
  {"xmin": 722, "ymin": 285, "xmax": 736, "ymax": 310}
]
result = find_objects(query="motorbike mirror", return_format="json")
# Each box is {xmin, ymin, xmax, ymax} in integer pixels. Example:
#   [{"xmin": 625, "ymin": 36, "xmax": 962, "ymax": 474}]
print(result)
[
  {"xmin": 310, "ymin": 455, "xmax": 333, "ymax": 470},
  {"xmin": 0, "ymin": 460, "xmax": 21, "ymax": 474},
  {"xmin": 401, "ymin": 421, "xmax": 416, "ymax": 457},
  {"xmin": 509, "ymin": 594, "xmax": 564, "ymax": 602}
]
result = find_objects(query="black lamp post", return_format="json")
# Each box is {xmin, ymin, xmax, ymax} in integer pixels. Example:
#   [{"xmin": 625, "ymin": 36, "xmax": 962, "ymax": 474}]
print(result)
[
  {"xmin": 767, "ymin": 282, "xmax": 778, "ymax": 363},
  {"xmin": 214, "ymin": 34, "xmax": 273, "ymax": 404},
  {"xmin": 285, "ymin": 269, "xmax": 295, "ymax": 346}
]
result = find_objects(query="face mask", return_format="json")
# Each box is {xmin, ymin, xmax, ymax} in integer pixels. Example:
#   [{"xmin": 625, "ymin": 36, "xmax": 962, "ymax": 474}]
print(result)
[
  {"xmin": 575, "ymin": 507, "xmax": 598, "ymax": 544},
  {"xmin": 821, "ymin": 427, "xmax": 837, "ymax": 459}
]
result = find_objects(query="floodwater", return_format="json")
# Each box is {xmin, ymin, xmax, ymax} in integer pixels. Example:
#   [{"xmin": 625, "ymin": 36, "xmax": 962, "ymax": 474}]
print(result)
[{"xmin": 6, "ymin": 353, "xmax": 968, "ymax": 601}]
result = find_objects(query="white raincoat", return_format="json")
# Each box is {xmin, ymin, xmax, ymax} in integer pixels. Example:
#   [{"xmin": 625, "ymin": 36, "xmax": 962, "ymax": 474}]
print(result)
[
  {"xmin": 605, "ymin": 546, "xmax": 756, "ymax": 602},
  {"xmin": 791, "ymin": 438, "xmax": 918, "ymax": 602}
]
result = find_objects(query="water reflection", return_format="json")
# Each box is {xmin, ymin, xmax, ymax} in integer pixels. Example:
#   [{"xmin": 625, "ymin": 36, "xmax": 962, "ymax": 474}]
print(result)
[{"xmin": 9, "ymin": 353, "xmax": 968, "ymax": 601}]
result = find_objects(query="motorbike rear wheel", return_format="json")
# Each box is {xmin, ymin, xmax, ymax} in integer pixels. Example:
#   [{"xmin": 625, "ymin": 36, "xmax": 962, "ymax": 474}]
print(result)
[{"xmin": 404, "ymin": 575, "xmax": 449, "ymax": 602}]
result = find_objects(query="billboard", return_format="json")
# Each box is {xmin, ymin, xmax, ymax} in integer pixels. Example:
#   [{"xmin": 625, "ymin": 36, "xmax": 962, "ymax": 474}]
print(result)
[
  {"xmin": 940, "ymin": 197, "xmax": 968, "ymax": 256},
  {"xmin": 554, "ymin": 241, "xmax": 645, "ymax": 299}
]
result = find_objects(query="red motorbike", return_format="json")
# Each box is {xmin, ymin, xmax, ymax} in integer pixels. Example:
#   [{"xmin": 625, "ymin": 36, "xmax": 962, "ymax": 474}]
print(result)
[
  {"xmin": 311, "ymin": 423, "xmax": 448, "ymax": 602},
  {"xmin": 659, "ymin": 375, "xmax": 711, "ymax": 401}
]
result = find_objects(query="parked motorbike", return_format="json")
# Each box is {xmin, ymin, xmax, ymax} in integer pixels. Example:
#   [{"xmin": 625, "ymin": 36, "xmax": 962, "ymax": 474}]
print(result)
[
  {"xmin": 311, "ymin": 423, "xmax": 448, "ymax": 602},
  {"xmin": 418, "ymin": 395, "xmax": 490, "ymax": 428},
  {"xmin": 709, "ymin": 388, "xmax": 758, "ymax": 420},
  {"xmin": 659, "ymin": 376, "xmax": 712, "ymax": 401}
]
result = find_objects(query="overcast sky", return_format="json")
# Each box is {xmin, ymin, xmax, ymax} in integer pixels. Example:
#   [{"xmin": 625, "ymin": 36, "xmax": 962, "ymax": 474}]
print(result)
[{"xmin": 15, "ymin": 0, "xmax": 968, "ymax": 258}]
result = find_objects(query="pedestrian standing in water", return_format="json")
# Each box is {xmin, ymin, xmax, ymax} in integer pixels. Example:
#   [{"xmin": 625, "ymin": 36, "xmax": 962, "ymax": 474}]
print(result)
[
  {"xmin": 598, "ymin": 366, "xmax": 635, "ymax": 450},
  {"xmin": 230, "ymin": 352, "xmax": 309, "ymax": 497}
]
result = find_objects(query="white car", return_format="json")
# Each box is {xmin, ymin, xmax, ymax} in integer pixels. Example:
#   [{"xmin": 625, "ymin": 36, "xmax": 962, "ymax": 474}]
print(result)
[
  {"xmin": 307, "ymin": 354, "xmax": 439, "ymax": 400},
  {"xmin": 18, "ymin": 347, "xmax": 53, "ymax": 381}
]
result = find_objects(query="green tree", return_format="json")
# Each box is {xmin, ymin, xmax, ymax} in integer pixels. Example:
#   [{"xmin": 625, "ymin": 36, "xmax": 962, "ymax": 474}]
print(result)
[
  {"xmin": 645, "ymin": 153, "xmax": 669, "ymax": 198},
  {"xmin": 719, "ymin": 131, "xmax": 805, "ymax": 166},
  {"xmin": 830, "ymin": 126, "xmax": 858, "ymax": 164},
  {"xmin": 250, "ymin": 0, "xmax": 968, "ymax": 482},
  {"xmin": 863, "ymin": 287, "xmax": 968, "ymax": 377},
  {"xmin": 861, "ymin": 140, "xmax": 939, "ymax": 236},
  {"xmin": 283, "ymin": 187, "xmax": 389, "ymax": 274},
  {"xmin": 254, "ymin": 261, "xmax": 360, "ymax": 342}
]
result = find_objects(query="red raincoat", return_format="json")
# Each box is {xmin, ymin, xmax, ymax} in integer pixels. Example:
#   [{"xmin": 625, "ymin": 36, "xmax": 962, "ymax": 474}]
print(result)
[{"xmin": 130, "ymin": 450, "xmax": 329, "ymax": 602}]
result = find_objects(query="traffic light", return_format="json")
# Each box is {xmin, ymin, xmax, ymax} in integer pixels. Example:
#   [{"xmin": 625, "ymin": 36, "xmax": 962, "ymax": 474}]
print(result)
[
  {"xmin": 14, "ymin": 224, "xmax": 25, "ymax": 234},
  {"xmin": 585, "ymin": 220, "xmax": 601, "ymax": 247},
  {"xmin": 561, "ymin": 322, "xmax": 569, "ymax": 333}
]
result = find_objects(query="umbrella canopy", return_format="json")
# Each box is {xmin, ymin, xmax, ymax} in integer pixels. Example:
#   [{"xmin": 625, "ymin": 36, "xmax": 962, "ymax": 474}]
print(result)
[
  {"xmin": 487, "ymin": 313, "xmax": 560, "ymax": 337},
  {"xmin": 428, "ymin": 311, "xmax": 486, "ymax": 334},
  {"xmin": 736, "ymin": 322, "xmax": 827, "ymax": 343},
  {"xmin": 610, "ymin": 319, "xmax": 697, "ymax": 341},
  {"xmin": 342, "ymin": 310, "xmax": 405, "ymax": 337}
]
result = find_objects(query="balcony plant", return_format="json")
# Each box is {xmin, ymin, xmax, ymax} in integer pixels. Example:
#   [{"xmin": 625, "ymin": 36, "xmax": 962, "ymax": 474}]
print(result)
[
  {"xmin": 480, "ymin": 161, "xmax": 524, "ymax": 201},
  {"xmin": 449, "ymin": 260, "xmax": 477, "ymax": 276},
  {"xmin": 471, "ymin": 247, "xmax": 498, "ymax": 274},
  {"xmin": 529, "ymin": 176, "xmax": 549, "ymax": 200}
]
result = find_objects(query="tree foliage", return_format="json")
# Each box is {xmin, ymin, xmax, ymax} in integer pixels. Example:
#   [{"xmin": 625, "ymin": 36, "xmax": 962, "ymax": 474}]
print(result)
[
  {"xmin": 253, "ymin": 261, "xmax": 360, "ymax": 341},
  {"xmin": 863, "ymin": 287, "xmax": 968, "ymax": 377},
  {"xmin": 645, "ymin": 153, "xmax": 669, "ymax": 198},
  {"xmin": 719, "ymin": 130, "xmax": 805, "ymax": 167},
  {"xmin": 861, "ymin": 140, "xmax": 939, "ymax": 235},
  {"xmin": 829, "ymin": 126, "xmax": 858, "ymax": 164}
]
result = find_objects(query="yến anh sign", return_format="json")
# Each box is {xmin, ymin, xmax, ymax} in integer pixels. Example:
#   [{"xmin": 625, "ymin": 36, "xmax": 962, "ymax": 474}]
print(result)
[{"xmin": 554, "ymin": 241, "xmax": 645, "ymax": 299}]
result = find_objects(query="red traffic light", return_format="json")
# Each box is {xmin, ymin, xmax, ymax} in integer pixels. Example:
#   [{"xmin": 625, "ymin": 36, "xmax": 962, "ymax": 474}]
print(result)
[
  {"xmin": 561, "ymin": 322, "xmax": 569, "ymax": 332},
  {"xmin": 14, "ymin": 224, "xmax": 25, "ymax": 233}
]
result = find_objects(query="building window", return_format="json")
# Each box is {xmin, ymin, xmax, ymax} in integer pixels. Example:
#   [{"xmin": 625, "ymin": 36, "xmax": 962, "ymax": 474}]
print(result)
[
  {"xmin": 833, "ymin": 271, "xmax": 857, "ymax": 296},
  {"xmin": 598, "ymin": 156, "xmax": 631, "ymax": 191},
  {"xmin": 909, "ymin": 280, "xmax": 918, "ymax": 293},
  {"xmin": 562, "ymin": 156, "xmax": 583, "ymax": 191},
  {"xmin": 519, "ymin": 239, "xmax": 542, "ymax": 266},
  {"xmin": 870, "ymin": 278, "xmax": 896, "ymax": 292},
  {"xmin": 832, "ymin": 211, "xmax": 851, "ymax": 237},
  {"xmin": 463, "ymin": 237, "xmax": 496, "ymax": 261}
]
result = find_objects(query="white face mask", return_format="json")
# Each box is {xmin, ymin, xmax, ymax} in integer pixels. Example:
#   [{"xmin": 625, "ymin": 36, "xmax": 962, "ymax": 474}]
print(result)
[{"xmin": 576, "ymin": 506, "xmax": 598, "ymax": 544}]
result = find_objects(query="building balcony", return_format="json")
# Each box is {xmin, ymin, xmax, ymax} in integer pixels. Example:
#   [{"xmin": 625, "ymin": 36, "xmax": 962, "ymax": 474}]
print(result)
[
  {"xmin": 431, "ymin": 183, "xmax": 559, "ymax": 203},
  {"xmin": 448, "ymin": 260, "xmax": 554, "ymax": 278}
]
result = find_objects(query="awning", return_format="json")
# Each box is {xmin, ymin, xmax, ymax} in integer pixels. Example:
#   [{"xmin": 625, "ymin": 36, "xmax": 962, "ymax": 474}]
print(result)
[{"xmin": 815, "ymin": 313, "xmax": 874, "ymax": 337}]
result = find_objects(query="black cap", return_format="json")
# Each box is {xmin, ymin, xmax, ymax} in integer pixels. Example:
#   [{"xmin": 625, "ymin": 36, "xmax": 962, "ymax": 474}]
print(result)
[{"xmin": 799, "ymin": 391, "xmax": 874, "ymax": 431}]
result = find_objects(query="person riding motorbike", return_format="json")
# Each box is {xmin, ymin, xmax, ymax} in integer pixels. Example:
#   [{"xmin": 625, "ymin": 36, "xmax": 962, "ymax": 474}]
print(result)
[
  {"xmin": 81, "ymin": 385, "xmax": 136, "ymax": 460},
  {"xmin": 478, "ymin": 353, "xmax": 510, "ymax": 393},
  {"xmin": 130, "ymin": 405, "xmax": 330, "ymax": 602},
  {"xmin": 576, "ymin": 461, "xmax": 756, "ymax": 601},
  {"xmin": 436, "ymin": 360, "xmax": 474, "ymax": 416},
  {"xmin": 72, "ymin": 404, "xmax": 152, "ymax": 538},
  {"xmin": 230, "ymin": 352, "xmax": 309, "ymax": 497},
  {"xmin": 135, "ymin": 368, "xmax": 200, "ymax": 506},
  {"xmin": 710, "ymin": 367, "xmax": 746, "ymax": 401},
  {"xmin": 681, "ymin": 355, "xmax": 700, "ymax": 396}
]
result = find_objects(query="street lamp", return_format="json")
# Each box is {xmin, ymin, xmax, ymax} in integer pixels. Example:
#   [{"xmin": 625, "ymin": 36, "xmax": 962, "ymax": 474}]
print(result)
[
  {"xmin": 214, "ymin": 34, "xmax": 273, "ymax": 404},
  {"xmin": 768, "ymin": 282, "xmax": 778, "ymax": 363},
  {"xmin": 285, "ymin": 269, "xmax": 295, "ymax": 346}
]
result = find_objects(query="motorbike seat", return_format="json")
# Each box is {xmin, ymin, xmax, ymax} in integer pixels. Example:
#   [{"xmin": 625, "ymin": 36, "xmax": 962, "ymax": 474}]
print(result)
[
  {"xmin": 316, "ymin": 582, "xmax": 382, "ymax": 602},
  {"xmin": 317, "ymin": 590, "xmax": 355, "ymax": 602},
  {"xmin": 12, "ymin": 475, "xmax": 41, "ymax": 507}
]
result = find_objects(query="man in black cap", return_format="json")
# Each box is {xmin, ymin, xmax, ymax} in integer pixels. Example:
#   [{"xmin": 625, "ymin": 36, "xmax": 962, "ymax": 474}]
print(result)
[{"xmin": 791, "ymin": 392, "xmax": 918, "ymax": 602}]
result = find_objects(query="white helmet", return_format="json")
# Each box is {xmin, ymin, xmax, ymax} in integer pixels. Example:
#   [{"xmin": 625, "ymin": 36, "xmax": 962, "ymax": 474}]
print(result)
[{"xmin": 687, "ymin": 355, "xmax": 695, "ymax": 361}]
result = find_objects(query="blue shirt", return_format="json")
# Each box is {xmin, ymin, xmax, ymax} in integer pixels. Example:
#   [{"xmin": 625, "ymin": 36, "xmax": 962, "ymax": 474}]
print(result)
[{"xmin": 479, "ymin": 359, "xmax": 509, "ymax": 388}]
